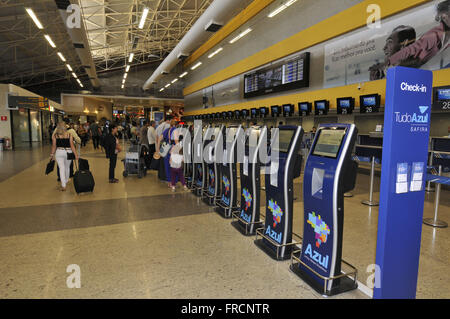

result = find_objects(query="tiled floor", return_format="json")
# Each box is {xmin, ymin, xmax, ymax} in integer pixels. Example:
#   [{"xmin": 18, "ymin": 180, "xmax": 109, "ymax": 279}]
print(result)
[{"xmin": 0, "ymin": 142, "xmax": 448, "ymax": 299}]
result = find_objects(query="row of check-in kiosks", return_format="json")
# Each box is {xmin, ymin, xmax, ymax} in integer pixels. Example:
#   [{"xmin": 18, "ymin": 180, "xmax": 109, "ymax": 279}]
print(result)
[{"xmin": 181, "ymin": 123, "xmax": 359, "ymax": 296}]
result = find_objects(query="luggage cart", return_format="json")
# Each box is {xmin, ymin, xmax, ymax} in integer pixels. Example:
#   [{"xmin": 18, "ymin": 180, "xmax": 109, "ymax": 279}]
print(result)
[{"xmin": 122, "ymin": 141, "xmax": 147, "ymax": 178}]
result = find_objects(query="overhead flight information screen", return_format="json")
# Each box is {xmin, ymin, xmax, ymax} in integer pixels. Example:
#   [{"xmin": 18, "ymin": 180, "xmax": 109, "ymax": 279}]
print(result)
[{"xmin": 312, "ymin": 129, "xmax": 346, "ymax": 159}]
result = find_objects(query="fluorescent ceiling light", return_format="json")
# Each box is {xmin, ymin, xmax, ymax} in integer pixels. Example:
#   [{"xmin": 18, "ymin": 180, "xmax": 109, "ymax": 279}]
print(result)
[
  {"xmin": 79, "ymin": 82, "xmax": 84, "ymax": 88},
  {"xmin": 208, "ymin": 47, "xmax": 223, "ymax": 59},
  {"xmin": 165, "ymin": 84, "xmax": 170, "ymax": 88},
  {"xmin": 121, "ymin": 85, "xmax": 124, "ymax": 89},
  {"xmin": 191, "ymin": 62, "xmax": 202, "ymax": 70},
  {"xmin": 128, "ymin": 53, "xmax": 134, "ymax": 63},
  {"xmin": 25, "ymin": 8, "xmax": 43, "ymax": 29},
  {"xmin": 124, "ymin": 73, "xmax": 128, "ymax": 79},
  {"xmin": 179, "ymin": 71, "xmax": 188, "ymax": 78},
  {"xmin": 66, "ymin": 64, "xmax": 73, "ymax": 71},
  {"xmin": 57, "ymin": 52, "xmax": 66, "ymax": 62},
  {"xmin": 71, "ymin": 72, "xmax": 77, "ymax": 79},
  {"xmin": 44, "ymin": 35, "xmax": 56, "ymax": 48},
  {"xmin": 122, "ymin": 79, "xmax": 125, "ymax": 84},
  {"xmin": 125, "ymin": 65, "xmax": 130, "ymax": 72},
  {"xmin": 138, "ymin": 7, "xmax": 149, "ymax": 29},
  {"xmin": 160, "ymin": 88, "xmax": 165, "ymax": 92},
  {"xmin": 171, "ymin": 78, "xmax": 178, "ymax": 84},
  {"xmin": 268, "ymin": 0, "xmax": 298, "ymax": 18},
  {"xmin": 229, "ymin": 28, "xmax": 252, "ymax": 44}
]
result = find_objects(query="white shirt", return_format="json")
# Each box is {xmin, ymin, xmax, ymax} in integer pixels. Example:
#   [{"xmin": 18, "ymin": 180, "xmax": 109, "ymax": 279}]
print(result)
[
  {"xmin": 155, "ymin": 122, "xmax": 170, "ymax": 138},
  {"xmin": 147, "ymin": 126, "xmax": 156, "ymax": 145}
]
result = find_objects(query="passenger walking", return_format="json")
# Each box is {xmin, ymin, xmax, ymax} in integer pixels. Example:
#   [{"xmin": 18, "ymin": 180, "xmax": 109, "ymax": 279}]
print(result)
[
  {"xmin": 140, "ymin": 120, "xmax": 149, "ymax": 151},
  {"xmin": 90, "ymin": 121, "xmax": 101, "ymax": 150},
  {"xmin": 147, "ymin": 120, "xmax": 157, "ymax": 158},
  {"xmin": 50, "ymin": 122, "xmax": 79, "ymax": 191},
  {"xmin": 104, "ymin": 124, "xmax": 122, "ymax": 183},
  {"xmin": 169, "ymin": 136, "xmax": 187, "ymax": 191}
]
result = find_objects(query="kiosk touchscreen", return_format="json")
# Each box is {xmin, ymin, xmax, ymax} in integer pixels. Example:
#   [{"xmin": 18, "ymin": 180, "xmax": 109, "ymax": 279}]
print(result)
[
  {"xmin": 235, "ymin": 110, "xmax": 241, "ymax": 119},
  {"xmin": 283, "ymin": 104, "xmax": 294, "ymax": 117},
  {"xmin": 432, "ymin": 86, "xmax": 450, "ymax": 111},
  {"xmin": 271, "ymin": 105, "xmax": 281, "ymax": 117},
  {"xmin": 192, "ymin": 125, "xmax": 211, "ymax": 196},
  {"xmin": 203, "ymin": 125, "xmax": 225, "ymax": 206},
  {"xmin": 290, "ymin": 124, "xmax": 359, "ymax": 296},
  {"xmin": 242, "ymin": 109, "xmax": 249, "ymax": 119},
  {"xmin": 251, "ymin": 108, "xmax": 259, "ymax": 118},
  {"xmin": 231, "ymin": 126, "xmax": 268, "ymax": 235},
  {"xmin": 259, "ymin": 107, "xmax": 269, "ymax": 118},
  {"xmin": 255, "ymin": 126, "xmax": 304, "ymax": 260},
  {"xmin": 184, "ymin": 124, "xmax": 194, "ymax": 189},
  {"xmin": 314, "ymin": 100, "xmax": 329, "ymax": 115},
  {"xmin": 216, "ymin": 125, "xmax": 243, "ymax": 218}
]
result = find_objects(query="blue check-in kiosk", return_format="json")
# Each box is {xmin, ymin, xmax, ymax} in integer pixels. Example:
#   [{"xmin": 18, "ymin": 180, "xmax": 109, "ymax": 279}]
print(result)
[
  {"xmin": 254, "ymin": 125, "xmax": 304, "ymax": 260},
  {"xmin": 184, "ymin": 124, "xmax": 194, "ymax": 189},
  {"xmin": 203, "ymin": 125, "xmax": 225, "ymax": 206},
  {"xmin": 290, "ymin": 123, "xmax": 359, "ymax": 296},
  {"xmin": 216, "ymin": 125, "xmax": 243, "ymax": 218},
  {"xmin": 231, "ymin": 125, "xmax": 268, "ymax": 235},
  {"xmin": 192, "ymin": 125, "xmax": 211, "ymax": 197}
]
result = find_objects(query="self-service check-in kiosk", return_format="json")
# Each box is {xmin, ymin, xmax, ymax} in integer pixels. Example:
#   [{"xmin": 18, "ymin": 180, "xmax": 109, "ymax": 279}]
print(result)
[
  {"xmin": 203, "ymin": 125, "xmax": 225, "ymax": 206},
  {"xmin": 192, "ymin": 125, "xmax": 210, "ymax": 197},
  {"xmin": 231, "ymin": 126, "xmax": 268, "ymax": 235},
  {"xmin": 290, "ymin": 123, "xmax": 359, "ymax": 296},
  {"xmin": 184, "ymin": 125, "xmax": 194, "ymax": 189},
  {"xmin": 216, "ymin": 125, "xmax": 243, "ymax": 218},
  {"xmin": 254, "ymin": 125, "xmax": 304, "ymax": 260}
]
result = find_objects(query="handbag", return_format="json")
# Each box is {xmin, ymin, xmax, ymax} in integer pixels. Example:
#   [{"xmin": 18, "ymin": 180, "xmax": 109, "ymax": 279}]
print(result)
[
  {"xmin": 159, "ymin": 141, "xmax": 172, "ymax": 158},
  {"xmin": 45, "ymin": 159, "xmax": 55, "ymax": 175},
  {"xmin": 67, "ymin": 152, "xmax": 76, "ymax": 160}
]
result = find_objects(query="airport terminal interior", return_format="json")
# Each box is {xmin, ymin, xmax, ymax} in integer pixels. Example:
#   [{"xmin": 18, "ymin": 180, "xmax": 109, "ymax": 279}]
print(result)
[{"xmin": 0, "ymin": 0, "xmax": 449, "ymax": 300}]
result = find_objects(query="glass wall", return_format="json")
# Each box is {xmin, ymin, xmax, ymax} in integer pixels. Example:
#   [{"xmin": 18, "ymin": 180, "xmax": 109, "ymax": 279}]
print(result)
[{"xmin": 11, "ymin": 109, "xmax": 30, "ymax": 148}]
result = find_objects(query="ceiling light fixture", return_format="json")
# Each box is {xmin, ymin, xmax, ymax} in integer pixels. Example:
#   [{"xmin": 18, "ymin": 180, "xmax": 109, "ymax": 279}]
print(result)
[
  {"xmin": 171, "ymin": 78, "xmax": 178, "ymax": 84},
  {"xmin": 179, "ymin": 71, "xmax": 188, "ymax": 78},
  {"xmin": 71, "ymin": 72, "xmax": 77, "ymax": 79},
  {"xmin": 229, "ymin": 28, "xmax": 252, "ymax": 44},
  {"xmin": 165, "ymin": 84, "xmax": 170, "ymax": 88},
  {"xmin": 208, "ymin": 47, "xmax": 223, "ymax": 59},
  {"xmin": 138, "ymin": 7, "xmax": 149, "ymax": 29},
  {"xmin": 124, "ymin": 73, "xmax": 128, "ymax": 79},
  {"xmin": 44, "ymin": 35, "xmax": 56, "ymax": 48},
  {"xmin": 125, "ymin": 65, "xmax": 130, "ymax": 72},
  {"xmin": 268, "ymin": 0, "xmax": 298, "ymax": 18},
  {"xmin": 128, "ymin": 53, "xmax": 134, "ymax": 63},
  {"xmin": 191, "ymin": 62, "xmax": 202, "ymax": 70},
  {"xmin": 121, "ymin": 85, "xmax": 124, "ymax": 89},
  {"xmin": 66, "ymin": 64, "xmax": 73, "ymax": 71},
  {"xmin": 160, "ymin": 88, "xmax": 165, "ymax": 92},
  {"xmin": 57, "ymin": 52, "xmax": 66, "ymax": 62},
  {"xmin": 25, "ymin": 8, "xmax": 43, "ymax": 29}
]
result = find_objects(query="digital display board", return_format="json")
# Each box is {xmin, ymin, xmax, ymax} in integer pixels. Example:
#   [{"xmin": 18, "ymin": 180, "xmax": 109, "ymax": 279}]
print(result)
[
  {"xmin": 314, "ymin": 100, "xmax": 329, "ymax": 115},
  {"xmin": 312, "ymin": 128, "xmax": 346, "ymax": 158},
  {"xmin": 244, "ymin": 52, "xmax": 310, "ymax": 98},
  {"xmin": 433, "ymin": 86, "xmax": 450, "ymax": 111},
  {"xmin": 298, "ymin": 102, "xmax": 312, "ymax": 116},
  {"xmin": 251, "ymin": 108, "xmax": 259, "ymax": 118},
  {"xmin": 337, "ymin": 97, "xmax": 355, "ymax": 115},
  {"xmin": 259, "ymin": 107, "xmax": 269, "ymax": 117},
  {"xmin": 271, "ymin": 105, "xmax": 280, "ymax": 117},
  {"xmin": 283, "ymin": 104, "xmax": 294, "ymax": 117},
  {"xmin": 359, "ymin": 94, "xmax": 380, "ymax": 113}
]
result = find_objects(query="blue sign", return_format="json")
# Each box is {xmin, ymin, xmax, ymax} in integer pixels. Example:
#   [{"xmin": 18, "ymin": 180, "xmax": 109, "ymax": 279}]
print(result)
[{"xmin": 374, "ymin": 67, "xmax": 432, "ymax": 299}]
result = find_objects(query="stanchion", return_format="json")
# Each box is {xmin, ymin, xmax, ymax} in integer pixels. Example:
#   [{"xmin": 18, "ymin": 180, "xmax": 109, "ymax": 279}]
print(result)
[
  {"xmin": 423, "ymin": 165, "xmax": 448, "ymax": 228},
  {"xmin": 362, "ymin": 156, "xmax": 379, "ymax": 206},
  {"xmin": 425, "ymin": 150, "xmax": 435, "ymax": 193}
]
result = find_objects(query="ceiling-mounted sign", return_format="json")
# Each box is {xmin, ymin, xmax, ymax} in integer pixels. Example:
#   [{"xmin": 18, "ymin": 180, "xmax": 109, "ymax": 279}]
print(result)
[{"xmin": 7, "ymin": 93, "xmax": 49, "ymax": 110}]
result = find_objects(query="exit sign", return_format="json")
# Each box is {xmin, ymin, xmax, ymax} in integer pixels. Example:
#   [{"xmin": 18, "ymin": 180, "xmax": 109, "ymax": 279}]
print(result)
[{"xmin": 1, "ymin": 116, "xmax": 7, "ymax": 121}]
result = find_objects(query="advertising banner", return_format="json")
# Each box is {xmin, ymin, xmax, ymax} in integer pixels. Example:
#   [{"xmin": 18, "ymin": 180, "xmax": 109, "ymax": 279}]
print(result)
[{"xmin": 324, "ymin": 0, "xmax": 449, "ymax": 88}]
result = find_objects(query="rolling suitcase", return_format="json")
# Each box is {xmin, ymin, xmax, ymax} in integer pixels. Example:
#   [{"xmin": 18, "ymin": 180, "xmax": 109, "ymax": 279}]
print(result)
[{"xmin": 73, "ymin": 162, "xmax": 95, "ymax": 194}]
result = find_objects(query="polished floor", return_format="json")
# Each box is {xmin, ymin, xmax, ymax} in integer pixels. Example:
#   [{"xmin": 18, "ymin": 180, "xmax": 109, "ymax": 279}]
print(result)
[{"xmin": 0, "ymin": 142, "xmax": 448, "ymax": 299}]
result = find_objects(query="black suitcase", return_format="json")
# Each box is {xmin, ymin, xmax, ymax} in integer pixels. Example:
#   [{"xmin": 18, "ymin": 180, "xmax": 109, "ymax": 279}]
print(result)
[
  {"xmin": 78, "ymin": 158, "xmax": 90, "ymax": 171},
  {"xmin": 73, "ymin": 170, "xmax": 95, "ymax": 194}
]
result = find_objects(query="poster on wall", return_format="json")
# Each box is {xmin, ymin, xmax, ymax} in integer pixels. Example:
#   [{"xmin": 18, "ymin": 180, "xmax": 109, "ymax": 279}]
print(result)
[{"xmin": 324, "ymin": 0, "xmax": 449, "ymax": 88}]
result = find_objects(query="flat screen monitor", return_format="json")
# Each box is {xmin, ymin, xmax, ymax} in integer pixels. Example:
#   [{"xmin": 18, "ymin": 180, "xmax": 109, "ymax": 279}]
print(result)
[
  {"xmin": 241, "ymin": 109, "xmax": 249, "ymax": 118},
  {"xmin": 283, "ymin": 104, "xmax": 294, "ymax": 117},
  {"xmin": 222, "ymin": 112, "xmax": 227, "ymax": 119},
  {"xmin": 433, "ymin": 86, "xmax": 450, "ymax": 111},
  {"xmin": 272, "ymin": 129, "xmax": 295, "ymax": 153},
  {"xmin": 337, "ymin": 97, "xmax": 355, "ymax": 114},
  {"xmin": 312, "ymin": 128, "xmax": 347, "ymax": 159},
  {"xmin": 235, "ymin": 110, "xmax": 241, "ymax": 118},
  {"xmin": 271, "ymin": 105, "xmax": 280, "ymax": 117},
  {"xmin": 314, "ymin": 100, "xmax": 329, "ymax": 115},
  {"xmin": 227, "ymin": 111, "xmax": 234, "ymax": 118},
  {"xmin": 359, "ymin": 94, "xmax": 380, "ymax": 113},
  {"xmin": 216, "ymin": 113, "xmax": 221, "ymax": 119},
  {"xmin": 251, "ymin": 108, "xmax": 259, "ymax": 118},
  {"xmin": 298, "ymin": 102, "xmax": 312, "ymax": 116},
  {"xmin": 259, "ymin": 107, "xmax": 269, "ymax": 117}
]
